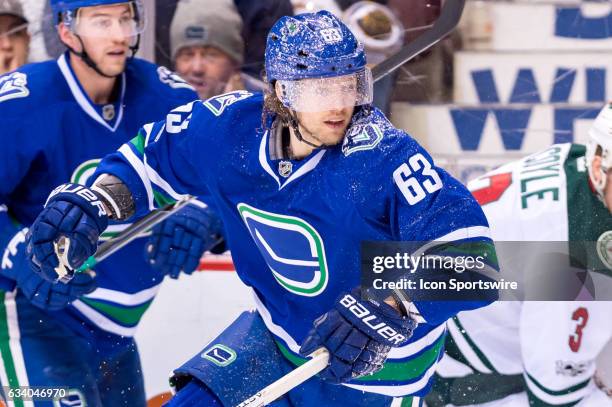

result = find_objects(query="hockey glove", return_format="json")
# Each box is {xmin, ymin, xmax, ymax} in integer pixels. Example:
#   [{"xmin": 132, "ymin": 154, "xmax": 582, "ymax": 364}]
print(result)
[
  {"xmin": 3, "ymin": 228, "xmax": 96, "ymax": 310},
  {"xmin": 299, "ymin": 290, "xmax": 417, "ymax": 384},
  {"xmin": 27, "ymin": 184, "xmax": 109, "ymax": 282},
  {"xmin": 145, "ymin": 202, "xmax": 224, "ymax": 279}
]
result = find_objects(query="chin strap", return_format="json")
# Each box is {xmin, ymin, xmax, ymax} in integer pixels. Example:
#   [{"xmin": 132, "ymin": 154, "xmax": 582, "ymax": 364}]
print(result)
[
  {"xmin": 286, "ymin": 105, "xmax": 371, "ymax": 151},
  {"xmin": 64, "ymin": 33, "xmax": 140, "ymax": 79},
  {"xmin": 287, "ymin": 111, "xmax": 338, "ymax": 150}
]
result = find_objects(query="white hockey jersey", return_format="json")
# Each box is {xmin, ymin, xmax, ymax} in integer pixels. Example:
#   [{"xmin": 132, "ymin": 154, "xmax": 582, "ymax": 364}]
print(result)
[{"xmin": 427, "ymin": 144, "xmax": 612, "ymax": 407}]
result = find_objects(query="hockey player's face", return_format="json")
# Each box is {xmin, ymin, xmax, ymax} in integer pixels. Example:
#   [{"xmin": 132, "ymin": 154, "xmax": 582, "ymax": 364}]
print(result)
[
  {"xmin": 295, "ymin": 106, "xmax": 355, "ymax": 145},
  {"xmin": 592, "ymin": 155, "xmax": 612, "ymax": 213},
  {"xmin": 73, "ymin": 5, "xmax": 134, "ymax": 76},
  {"xmin": 0, "ymin": 15, "xmax": 29, "ymax": 75},
  {"xmin": 174, "ymin": 46, "xmax": 237, "ymax": 99}
]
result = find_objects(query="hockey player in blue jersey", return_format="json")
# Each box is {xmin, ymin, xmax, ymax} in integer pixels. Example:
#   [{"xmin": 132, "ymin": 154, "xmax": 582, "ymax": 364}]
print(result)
[
  {"xmin": 0, "ymin": 0, "xmax": 223, "ymax": 406},
  {"xmin": 26, "ymin": 10, "xmax": 499, "ymax": 406}
]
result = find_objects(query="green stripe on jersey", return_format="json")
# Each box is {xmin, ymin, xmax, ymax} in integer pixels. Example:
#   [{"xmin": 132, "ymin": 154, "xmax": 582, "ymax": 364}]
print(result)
[
  {"xmin": 0, "ymin": 291, "xmax": 24, "ymax": 407},
  {"xmin": 80, "ymin": 297, "xmax": 153, "ymax": 326},
  {"xmin": 526, "ymin": 372, "xmax": 590, "ymax": 397},
  {"xmin": 275, "ymin": 332, "xmax": 445, "ymax": 383},
  {"xmin": 153, "ymin": 189, "xmax": 176, "ymax": 207},
  {"xmin": 451, "ymin": 316, "xmax": 498, "ymax": 374},
  {"xmin": 129, "ymin": 131, "xmax": 146, "ymax": 155}
]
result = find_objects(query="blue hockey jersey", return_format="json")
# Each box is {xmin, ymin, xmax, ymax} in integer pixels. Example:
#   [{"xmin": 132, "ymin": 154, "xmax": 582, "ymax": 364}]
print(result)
[
  {"xmin": 94, "ymin": 91, "xmax": 496, "ymax": 396},
  {"xmin": 0, "ymin": 53, "xmax": 198, "ymax": 345}
]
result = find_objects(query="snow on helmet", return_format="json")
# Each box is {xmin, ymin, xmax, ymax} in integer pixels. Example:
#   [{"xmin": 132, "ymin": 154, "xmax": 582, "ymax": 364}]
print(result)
[
  {"xmin": 587, "ymin": 102, "xmax": 612, "ymax": 207},
  {"xmin": 265, "ymin": 11, "xmax": 372, "ymax": 113},
  {"xmin": 265, "ymin": 10, "xmax": 367, "ymax": 82}
]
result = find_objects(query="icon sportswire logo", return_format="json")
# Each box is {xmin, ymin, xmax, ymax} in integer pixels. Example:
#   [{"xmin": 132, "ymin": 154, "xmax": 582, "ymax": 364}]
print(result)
[{"xmin": 237, "ymin": 203, "xmax": 329, "ymax": 297}]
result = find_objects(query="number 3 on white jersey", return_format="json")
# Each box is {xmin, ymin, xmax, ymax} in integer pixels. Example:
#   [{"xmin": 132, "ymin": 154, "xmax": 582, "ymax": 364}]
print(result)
[{"xmin": 393, "ymin": 153, "xmax": 443, "ymax": 205}]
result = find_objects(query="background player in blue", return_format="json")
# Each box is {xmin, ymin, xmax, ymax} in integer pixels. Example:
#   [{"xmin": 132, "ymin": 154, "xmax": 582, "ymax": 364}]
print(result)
[
  {"xmin": 0, "ymin": 1, "xmax": 222, "ymax": 406},
  {"xmin": 26, "ymin": 11, "xmax": 499, "ymax": 406}
]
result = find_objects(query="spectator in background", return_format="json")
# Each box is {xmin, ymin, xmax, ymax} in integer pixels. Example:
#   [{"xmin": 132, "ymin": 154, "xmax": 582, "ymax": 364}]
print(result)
[
  {"xmin": 387, "ymin": 0, "xmax": 459, "ymax": 103},
  {"xmin": 170, "ymin": 0, "xmax": 265, "ymax": 100},
  {"xmin": 157, "ymin": 0, "xmax": 293, "ymax": 78},
  {"xmin": 343, "ymin": 1, "xmax": 403, "ymax": 115},
  {"xmin": 0, "ymin": 0, "xmax": 29, "ymax": 75}
]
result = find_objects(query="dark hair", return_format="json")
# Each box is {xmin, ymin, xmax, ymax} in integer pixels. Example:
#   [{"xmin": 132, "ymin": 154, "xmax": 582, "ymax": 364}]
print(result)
[{"xmin": 262, "ymin": 73, "xmax": 292, "ymax": 129}]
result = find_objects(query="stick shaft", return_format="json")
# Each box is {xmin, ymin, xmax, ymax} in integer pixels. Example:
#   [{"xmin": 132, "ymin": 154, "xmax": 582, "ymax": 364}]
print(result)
[{"xmin": 236, "ymin": 349, "xmax": 329, "ymax": 407}]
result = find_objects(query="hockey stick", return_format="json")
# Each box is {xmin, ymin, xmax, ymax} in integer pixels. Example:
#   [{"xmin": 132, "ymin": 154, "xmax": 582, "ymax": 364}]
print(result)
[
  {"xmin": 371, "ymin": 0, "xmax": 465, "ymax": 82},
  {"xmin": 236, "ymin": 348, "xmax": 330, "ymax": 407},
  {"xmin": 59, "ymin": 0, "xmax": 465, "ymax": 280},
  {"xmin": 55, "ymin": 197, "xmax": 196, "ymax": 283}
]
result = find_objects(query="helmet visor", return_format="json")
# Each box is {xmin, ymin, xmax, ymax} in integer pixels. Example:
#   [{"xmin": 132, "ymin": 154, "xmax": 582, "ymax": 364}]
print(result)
[
  {"xmin": 66, "ymin": 1, "xmax": 145, "ymax": 39},
  {"xmin": 277, "ymin": 68, "xmax": 373, "ymax": 113}
]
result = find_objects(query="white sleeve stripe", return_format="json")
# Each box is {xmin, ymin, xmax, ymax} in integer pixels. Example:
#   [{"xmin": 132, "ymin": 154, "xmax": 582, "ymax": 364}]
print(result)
[
  {"xmin": 143, "ymin": 160, "xmax": 188, "ymax": 201},
  {"xmin": 190, "ymin": 199, "xmax": 208, "ymax": 209},
  {"xmin": 118, "ymin": 144, "xmax": 155, "ymax": 211},
  {"xmin": 524, "ymin": 372, "xmax": 593, "ymax": 405}
]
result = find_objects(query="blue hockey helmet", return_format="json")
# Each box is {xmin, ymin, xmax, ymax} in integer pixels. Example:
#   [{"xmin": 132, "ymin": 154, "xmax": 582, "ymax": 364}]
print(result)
[
  {"xmin": 50, "ymin": 0, "xmax": 145, "ymax": 29},
  {"xmin": 265, "ymin": 10, "xmax": 367, "ymax": 82}
]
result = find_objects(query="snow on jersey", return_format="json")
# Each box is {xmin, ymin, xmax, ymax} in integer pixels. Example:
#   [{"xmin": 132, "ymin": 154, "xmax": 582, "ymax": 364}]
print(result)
[{"xmin": 94, "ymin": 91, "xmax": 497, "ymax": 397}]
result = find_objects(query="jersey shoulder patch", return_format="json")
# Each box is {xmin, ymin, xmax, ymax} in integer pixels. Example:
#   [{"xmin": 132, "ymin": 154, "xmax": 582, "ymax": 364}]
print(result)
[
  {"xmin": 342, "ymin": 122, "xmax": 383, "ymax": 156},
  {"xmin": 0, "ymin": 72, "xmax": 29, "ymax": 103},
  {"xmin": 341, "ymin": 108, "xmax": 396, "ymax": 156},
  {"xmin": 202, "ymin": 90, "xmax": 254, "ymax": 116}
]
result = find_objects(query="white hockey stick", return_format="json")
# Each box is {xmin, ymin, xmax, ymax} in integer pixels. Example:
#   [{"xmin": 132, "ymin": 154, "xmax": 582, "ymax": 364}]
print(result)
[{"xmin": 236, "ymin": 348, "xmax": 329, "ymax": 407}]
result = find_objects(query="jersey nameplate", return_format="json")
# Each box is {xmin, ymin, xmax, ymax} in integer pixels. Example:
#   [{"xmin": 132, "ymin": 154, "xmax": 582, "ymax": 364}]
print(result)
[
  {"xmin": 157, "ymin": 66, "xmax": 195, "ymax": 90},
  {"xmin": 342, "ymin": 123, "xmax": 383, "ymax": 156},
  {"xmin": 203, "ymin": 91, "xmax": 253, "ymax": 116},
  {"xmin": 0, "ymin": 72, "xmax": 29, "ymax": 103}
]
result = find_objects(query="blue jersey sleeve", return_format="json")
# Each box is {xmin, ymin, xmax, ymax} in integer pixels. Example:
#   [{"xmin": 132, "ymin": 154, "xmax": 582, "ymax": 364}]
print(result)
[
  {"xmin": 93, "ymin": 100, "xmax": 216, "ymax": 217},
  {"xmin": 384, "ymin": 135, "xmax": 498, "ymax": 325}
]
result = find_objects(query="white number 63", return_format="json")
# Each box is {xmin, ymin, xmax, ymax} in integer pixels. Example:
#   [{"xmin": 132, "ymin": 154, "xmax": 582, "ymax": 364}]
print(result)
[{"xmin": 393, "ymin": 153, "xmax": 443, "ymax": 205}]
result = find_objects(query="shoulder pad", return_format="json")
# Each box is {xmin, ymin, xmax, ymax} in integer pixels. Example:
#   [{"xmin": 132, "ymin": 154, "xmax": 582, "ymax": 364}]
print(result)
[
  {"xmin": 156, "ymin": 66, "xmax": 195, "ymax": 91},
  {"xmin": 0, "ymin": 71, "xmax": 29, "ymax": 103},
  {"xmin": 202, "ymin": 90, "xmax": 255, "ymax": 116}
]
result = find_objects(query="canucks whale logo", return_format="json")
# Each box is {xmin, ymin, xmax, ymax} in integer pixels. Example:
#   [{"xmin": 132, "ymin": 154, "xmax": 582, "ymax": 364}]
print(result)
[{"xmin": 237, "ymin": 203, "xmax": 329, "ymax": 296}]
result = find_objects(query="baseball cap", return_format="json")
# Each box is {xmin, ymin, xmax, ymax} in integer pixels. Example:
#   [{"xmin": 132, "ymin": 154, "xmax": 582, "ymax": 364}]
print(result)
[{"xmin": 170, "ymin": 0, "xmax": 244, "ymax": 65}]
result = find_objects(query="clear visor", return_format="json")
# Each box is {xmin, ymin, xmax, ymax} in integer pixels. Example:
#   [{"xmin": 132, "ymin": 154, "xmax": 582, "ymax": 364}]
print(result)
[
  {"xmin": 66, "ymin": 1, "xmax": 145, "ymax": 39},
  {"xmin": 277, "ymin": 68, "xmax": 373, "ymax": 113}
]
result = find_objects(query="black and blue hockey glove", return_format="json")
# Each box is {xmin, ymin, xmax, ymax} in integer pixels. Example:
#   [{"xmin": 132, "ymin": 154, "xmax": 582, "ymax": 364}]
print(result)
[
  {"xmin": 299, "ymin": 290, "xmax": 417, "ymax": 384},
  {"xmin": 3, "ymin": 228, "xmax": 96, "ymax": 310},
  {"xmin": 145, "ymin": 202, "xmax": 224, "ymax": 279},
  {"xmin": 27, "ymin": 183, "xmax": 109, "ymax": 282}
]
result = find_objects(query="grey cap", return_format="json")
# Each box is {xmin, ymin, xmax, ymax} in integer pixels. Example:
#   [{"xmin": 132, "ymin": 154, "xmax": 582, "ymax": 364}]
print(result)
[
  {"xmin": 171, "ymin": 0, "xmax": 244, "ymax": 65},
  {"xmin": 0, "ymin": 0, "xmax": 27, "ymax": 22}
]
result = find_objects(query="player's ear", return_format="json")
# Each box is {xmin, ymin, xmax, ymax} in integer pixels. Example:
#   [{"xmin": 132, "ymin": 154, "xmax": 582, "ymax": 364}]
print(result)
[
  {"xmin": 592, "ymin": 154, "xmax": 603, "ymax": 183},
  {"xmin": 57, "ymin": 23, "xmax": 80, "ymax": 52},
  {"xmin": 274, "ymin": 81, "xmax": 282, "ymax": 100}
]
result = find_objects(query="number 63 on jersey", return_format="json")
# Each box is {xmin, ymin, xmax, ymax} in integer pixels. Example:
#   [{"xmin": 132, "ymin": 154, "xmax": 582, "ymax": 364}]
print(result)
[{"xmin": 393, "ymin": 153, "xmax": 443, "ymax": 205}]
